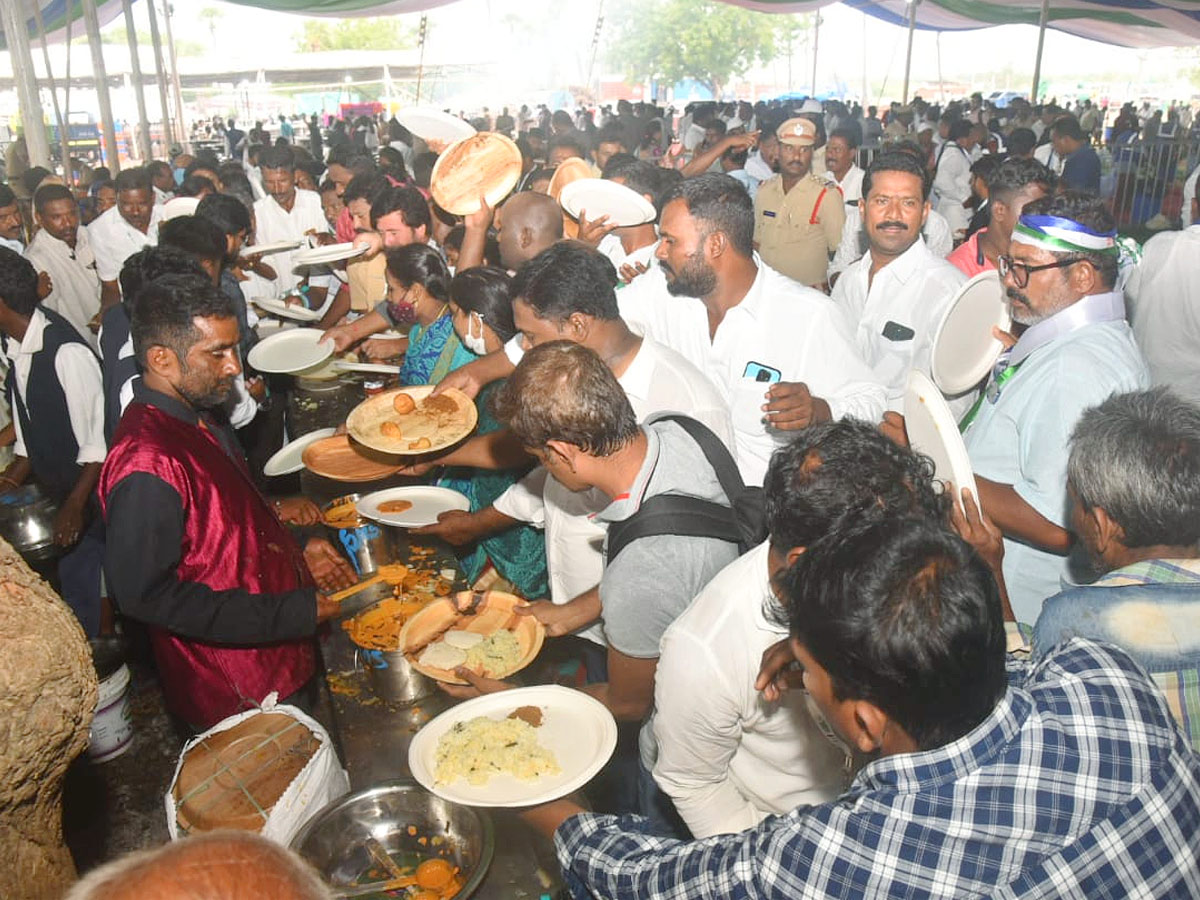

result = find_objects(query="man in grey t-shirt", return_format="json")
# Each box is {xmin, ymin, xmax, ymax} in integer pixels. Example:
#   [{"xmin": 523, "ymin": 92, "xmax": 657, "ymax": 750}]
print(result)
[{"xmin": 474, "ymin": 339, "xmax": 739, "ymax": 826}]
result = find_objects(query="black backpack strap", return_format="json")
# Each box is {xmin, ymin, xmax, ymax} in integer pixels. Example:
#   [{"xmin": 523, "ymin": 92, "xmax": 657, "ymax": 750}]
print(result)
[
  {"xmin": 647, "ymin": 413, "xmax": 746, "ymax": 507},
  {"xmin": 606, "ymin": 495, "xmax": 742, "ymax": 563}
]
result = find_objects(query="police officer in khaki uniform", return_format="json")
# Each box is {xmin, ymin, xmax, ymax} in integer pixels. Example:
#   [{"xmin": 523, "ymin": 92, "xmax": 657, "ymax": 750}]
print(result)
[{"xmin": 753, "ymin": 117, "xmax": 846, "ymax": 291}]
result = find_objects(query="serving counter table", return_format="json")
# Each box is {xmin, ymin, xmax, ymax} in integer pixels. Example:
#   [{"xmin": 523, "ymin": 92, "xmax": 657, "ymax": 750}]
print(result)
[{"xmin": 316, "ymin": 528, "xmax": 565, "ymax": 900}]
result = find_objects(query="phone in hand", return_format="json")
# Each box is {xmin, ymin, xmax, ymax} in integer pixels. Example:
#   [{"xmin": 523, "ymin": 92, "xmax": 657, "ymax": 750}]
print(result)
[{"xmin": 743, "ymin": 361, "xmax": 782, "ymax": 384}]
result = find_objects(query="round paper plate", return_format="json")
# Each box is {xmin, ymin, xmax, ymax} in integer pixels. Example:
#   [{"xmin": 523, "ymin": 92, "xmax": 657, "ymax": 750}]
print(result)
[
  {"xmin": 300, "ymin": 435, "xmax": 405, "ymax": 482},
  {"xmin": 240, "ymin": 239, "xmax": 302, "ymax": 258},
  {"xmin": 263, "ymin": 427, "xmax": 337, "ymax": 477},
  {"xmin": 547, "ymin": 157, "xmax": 595, "ymax": 201},
  {"xmin": 346, "ymin": 385, "xmax": 478, "ymax": 456},
  {"xmin": 396, "ymin": 107, "xmax": 477, "ymax": 143},
  {"xmin": 930, "ymin": 270, "xmax": 1010, "ymax": 396},
  {"xmin": 333, "ymin": 360, "xmax": 402, "ymax": 375},
  {"xmin": 905, "ymin": 370, "xmax": 979, "ymax": 508},
  {"xmin": 293, "ymin": 242, "xmax": 369, "ymax": 267},
  {"xmin": 430, "ymin": 132, "xmax": 522, "ymax": 216},
  {"xmin": 246, "ymin": 328, "xmax": 333, "ymax": 374},
  {"xmin": 408, "ymin": 685, "xmax": 617, "ymax": 807},
  {"xmin": 559, "ymin": 178, "xmax": 656, "ymax": 227},
  {"xmin": 252, "ymin": 297, "xmax": 323, "ymax": 322},
  {"xmin": 357, "ymin": 485, "xmax": 470, "ymax": 528},
  {"xmin": 399, "ymin": 590, "xmax": 544, "ymax": 685}
]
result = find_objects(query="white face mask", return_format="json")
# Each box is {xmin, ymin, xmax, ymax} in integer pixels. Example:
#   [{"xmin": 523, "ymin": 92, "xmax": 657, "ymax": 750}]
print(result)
[{"xmin": 462, "ymin": 311, "xmax": 488, "ymax": 356}]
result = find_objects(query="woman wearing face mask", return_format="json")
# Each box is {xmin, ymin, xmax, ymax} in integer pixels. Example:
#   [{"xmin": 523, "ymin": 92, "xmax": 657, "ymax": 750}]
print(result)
[{"xmin": 437, "ymin": 267, "xmax": 548, "ymax": 597}]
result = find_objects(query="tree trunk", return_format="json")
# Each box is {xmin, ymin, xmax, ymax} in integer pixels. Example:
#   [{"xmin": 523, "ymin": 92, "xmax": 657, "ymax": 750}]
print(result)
[{"xmin": 0, "ymin": 538, "xmax": 98, "ymax": 899}]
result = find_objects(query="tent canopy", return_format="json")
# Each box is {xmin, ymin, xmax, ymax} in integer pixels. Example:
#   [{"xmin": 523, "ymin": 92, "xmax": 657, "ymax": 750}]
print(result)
[{"xmin": 6, "ymin": 0, "xmax": 1200, "ymax": 50}]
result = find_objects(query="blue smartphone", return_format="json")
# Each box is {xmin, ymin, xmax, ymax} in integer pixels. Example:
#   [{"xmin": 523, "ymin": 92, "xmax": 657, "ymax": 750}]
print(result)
[{"xmin": 743, "ymin": 361, "xmax": 782, "ymax": 384}]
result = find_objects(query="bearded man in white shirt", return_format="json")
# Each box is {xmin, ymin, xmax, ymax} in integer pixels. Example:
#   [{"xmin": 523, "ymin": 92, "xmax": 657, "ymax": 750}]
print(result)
[
  {"xmin": 88, "ymin": 166, "xmax": 160, "ymax": 311},
  {"xmin": 651, "ymin": 419, "xmax": 949, "ymax": 838},
  {"xmin": 25, "ymin": 184, "xmax": 102, "ymax": 349},
  {"xmin": 253, "ymin": 144, "xmax": 332, "ymax": 305},
  {"xmin": 832, "ymin": 152, "xmax": 967, "ymax": 414}
]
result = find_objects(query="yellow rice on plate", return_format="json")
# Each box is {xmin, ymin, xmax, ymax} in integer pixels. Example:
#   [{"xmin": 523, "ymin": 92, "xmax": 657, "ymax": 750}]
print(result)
[{"xmin": 434, "ymin": 715, "xmax": 561, "ymax": 786}]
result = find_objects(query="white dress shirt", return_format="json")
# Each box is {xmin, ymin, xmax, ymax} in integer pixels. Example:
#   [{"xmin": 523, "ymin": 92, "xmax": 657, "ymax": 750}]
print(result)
[
  {"xmin": 1127, "ymin": 224, "xmax": 1200, "ymax": 405},
  {"xmin": 651, "ymin": 541, "xmax": 848, "ymax": 838},
  {"xmin": 252, "ymin": 189, "xmax": 331, "ymax": 293},
  {"xmin": 618, "ymin": 260, "xmax": 885, "ymax": 485},
  {"xmin": 826, "ymin": 163, "xmax": 865, "ymax": 204},
  {"xmin": 87, "ymin": 205, "xmax": 162, "ymax": 282},
  {"xmin": 744, "ymin": 150, "xmax": 774, "ymax": 183},
  {"xmin": 597, "ymin": 235, "xmax": 658, "ymax": 276},
  {"xmin": 493, "ymin": 335, "xmax": 732, "ymax": 643},
  {"xmin": 24, "ymin": 227, "xmax": 102, "ymax": 349},
  {"xmin": 832, "ymin": 236, "xmax": 969, "ymax": 415},
  {"xmin": 5, "ymin": 308, "xmax": 105, "ymax": 465},
  {"xmin": 932, "ymin": 142, "xmax": 973, "ymax": 238},
  {"xmin": 828, "ymin": 205, "xmax": 952, "ymax": 281}
]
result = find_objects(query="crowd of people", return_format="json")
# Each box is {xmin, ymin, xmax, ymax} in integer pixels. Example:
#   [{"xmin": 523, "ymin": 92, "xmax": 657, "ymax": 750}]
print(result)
[{"xmin": 5, "ymin": 86, "xmax": 1200, "ymax": 898}]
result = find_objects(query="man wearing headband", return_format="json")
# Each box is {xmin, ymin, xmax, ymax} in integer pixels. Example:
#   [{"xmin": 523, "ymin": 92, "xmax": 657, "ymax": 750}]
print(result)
[{"xmin": 960, "ymin": 191, "xmax": 1148, "ymax": 625}]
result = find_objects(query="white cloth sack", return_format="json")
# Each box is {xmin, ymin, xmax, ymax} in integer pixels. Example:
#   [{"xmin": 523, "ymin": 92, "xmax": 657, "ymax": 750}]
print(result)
[{"xmin": 165, "ymin": 693, "xmax": 350, "ymax": 846}]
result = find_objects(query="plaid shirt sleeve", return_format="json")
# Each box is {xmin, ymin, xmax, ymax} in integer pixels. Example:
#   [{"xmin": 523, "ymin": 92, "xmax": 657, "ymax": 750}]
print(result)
[{"xmin": 554, "ymin": 640, "xmax": 1200, "ymax": 900}]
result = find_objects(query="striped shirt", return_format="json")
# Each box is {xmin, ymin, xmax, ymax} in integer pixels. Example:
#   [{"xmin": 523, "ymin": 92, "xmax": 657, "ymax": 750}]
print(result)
[{"xmin": 555, "ymin": 639, "xmax": 1200, "ymax": 899}]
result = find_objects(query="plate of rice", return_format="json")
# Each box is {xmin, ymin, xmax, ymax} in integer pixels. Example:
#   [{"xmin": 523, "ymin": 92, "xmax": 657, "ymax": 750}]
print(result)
[{"xmin": 408, "ymin": 685, "xmax": 618, "ymax": 807}]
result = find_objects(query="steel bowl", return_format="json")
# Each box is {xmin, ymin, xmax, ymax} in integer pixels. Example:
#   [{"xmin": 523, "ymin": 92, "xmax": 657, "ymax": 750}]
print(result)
[{"xmin": 290, "ymin": 780, "xmax": 494, "ymax": 899}]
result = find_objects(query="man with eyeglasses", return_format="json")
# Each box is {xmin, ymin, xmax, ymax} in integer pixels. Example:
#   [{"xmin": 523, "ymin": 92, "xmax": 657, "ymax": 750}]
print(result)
[{"xmin": 958, "ymin": 191, "xmax": 1148, "ymax": 625}]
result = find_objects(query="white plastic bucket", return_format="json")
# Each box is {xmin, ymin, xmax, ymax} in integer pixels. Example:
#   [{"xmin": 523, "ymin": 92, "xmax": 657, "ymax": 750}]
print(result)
[{"xmin": 88, "ymin": 662, "xmax": 133, "ymax": 762}]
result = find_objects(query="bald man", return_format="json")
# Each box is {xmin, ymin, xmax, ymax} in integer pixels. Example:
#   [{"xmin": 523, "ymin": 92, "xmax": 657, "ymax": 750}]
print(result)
[
  {"xmin": 65, "ymin": 831, "xmax": 332, "ymax": 900},
  {"xmin": 459, "ymin": 190, "xmax": 564, "ymax": 274}
]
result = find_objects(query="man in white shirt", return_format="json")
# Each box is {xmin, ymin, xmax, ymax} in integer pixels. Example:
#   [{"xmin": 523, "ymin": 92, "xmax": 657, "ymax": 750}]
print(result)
[
  {"xmin": 25, "ymin": 184, "xmax": 102, "ymax": 348},
  {"xmin": 413, "ymin": 243, "xmax": 731, "ymax": 656},
  {"xmin": 931, "ymin": 194, "xmax": 1149, "ymax": 623},
  {"xmin": 932, "ymin": 120, "xmax": 977, "ymax": 241},
  {"xmin": 832, "ymin": 152, "xmax": 967, "ymax": 414},
  {"xmin": 253, "ymin": 144, "xmax": 332, "ymax": 302},
  {"xmin": 743, "ymin": 120, "xmax": 780, "ymax": 184},
  {"xmin": 0, "ymin": 249, "xmax": 106, "ymax": 635},
  {"xmin": 651, "ymin": 419, "xmax": 949, "ymax": 838},
  {"xmin": 0, "ymin": 184, "xmax": 25, "ymax": 253},
  {"xmin": 1127, "ymin": 195, "xmax": 1200, "ymax": 404},
  {"xmin": 88, "ymin": 166, "xmax": 161, "ymax": 311},
  {"xmin": 823, "ymin": 127, "xmax": 864, "ymax": 205},
  {"xmin": 619, "ymin": 173, "xmax": 885, "ymax": 485},
  {"xmin": 591, "ymin": 156, "xmax": 660, "ymax": 279}
]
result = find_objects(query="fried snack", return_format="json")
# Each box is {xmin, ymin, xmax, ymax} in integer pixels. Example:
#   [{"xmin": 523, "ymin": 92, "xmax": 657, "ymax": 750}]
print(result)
[
  {"xmin": 322, "ymin": 500, "xmax": 364, "ymax": 529},
  {"xmin": 378, "ymin": 499, "xmax": 414, "ymax": 513},
  {"xmin": 380, "ymin": 421, "xmax": 403, "ymax": 439},
  {"xmin": 420, "ymin": 393, "xmax": 459, "ymax": 416},
  {"xmin": 408, "ymin": 437, "xmax": 432, "ymax": 450},
  {"xmin": 393, "ymin": 392, "xmax": 417, "ymax": 414}
]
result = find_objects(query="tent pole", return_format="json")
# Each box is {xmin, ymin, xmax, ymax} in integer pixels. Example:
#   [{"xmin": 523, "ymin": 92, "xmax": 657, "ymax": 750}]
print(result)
[
  {"xmin": 415, "ymin": 15, "xmax": 428, "ymax": 103},
  {"xmin": 160, "ymin": 1, "xmax": 189, "ymax": 153},
  {"xmin": 1031, "ymin": 0, "xmax": 1049, "ymax": 103},
  {"xmin": 1, "ymin": 0, "xmax": 51, "ymax": 168},
  {"xmin": 861, "ymin": 11, "xmax": 868, "ymax": 107},
  {"xmin": 901, "ymin": 0, "xmax": 918, "ymax": 105},
  {"xmin": 121, "ymin": 0, "xmax": 153, "ymax": 162},
  {"xmin": 82, "ymin": 0, "xmax": 121, "ymax": 173},
  {"xmin": 811, "ymin": 11, "xmax": 819, "ymax": 96},
  {"xmin": 146, "ymin": 0, "xmax": 175, "ymax": 153},
  {"xmin": 28, "ymin": 0, "xmax": 71, "ymax": 181}
]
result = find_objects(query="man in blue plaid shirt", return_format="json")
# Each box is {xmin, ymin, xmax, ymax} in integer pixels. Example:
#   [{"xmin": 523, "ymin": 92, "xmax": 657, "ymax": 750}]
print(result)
[{"xmin": 522, "ymin": 516, "xmax": 1200, "ymax": 898}]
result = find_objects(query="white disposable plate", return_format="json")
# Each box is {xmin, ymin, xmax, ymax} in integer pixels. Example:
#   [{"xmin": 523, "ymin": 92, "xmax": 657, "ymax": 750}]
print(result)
[
  {"xmin": 252, "ymin": 297, "xmax": 323, "ymax": 322},
  {"xmin": 396, "ymin": 107, "xmax": 477, "ymax": 143},
  {"xmin": 559, "ymin": 178, "xmax": 656, "ymax": 227},
  {"xmin": 356, "ymin": 485, "xmax": 470, "ymax": 528},
  {"xmin": 263, "ymin": 427, "xmax": 337, "ymax": 477},
  {"xmin": 246, "ymin": 328, "xmax": 333, "ymax": 374},
  {"xmin": 240, "ymin": 239, "xmax": 301, "ymax": 258},
  {"xmin": 408, "ymin": 685, "xmax": 618, "ymax": 808},
  {"xmin": 333, "ymin": 361, "xmax": 402, "ymax": 375},
  {"xmin": 905, "ymin": 370, "xmax": 979, "ymax": 509},
  {"xmin": 293, "ymin": 242, "xmax": 369, "ymax": 267},
  {"xmin": 930, "ymin": 271, "xmax": 1010, "ymax": 396}
]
